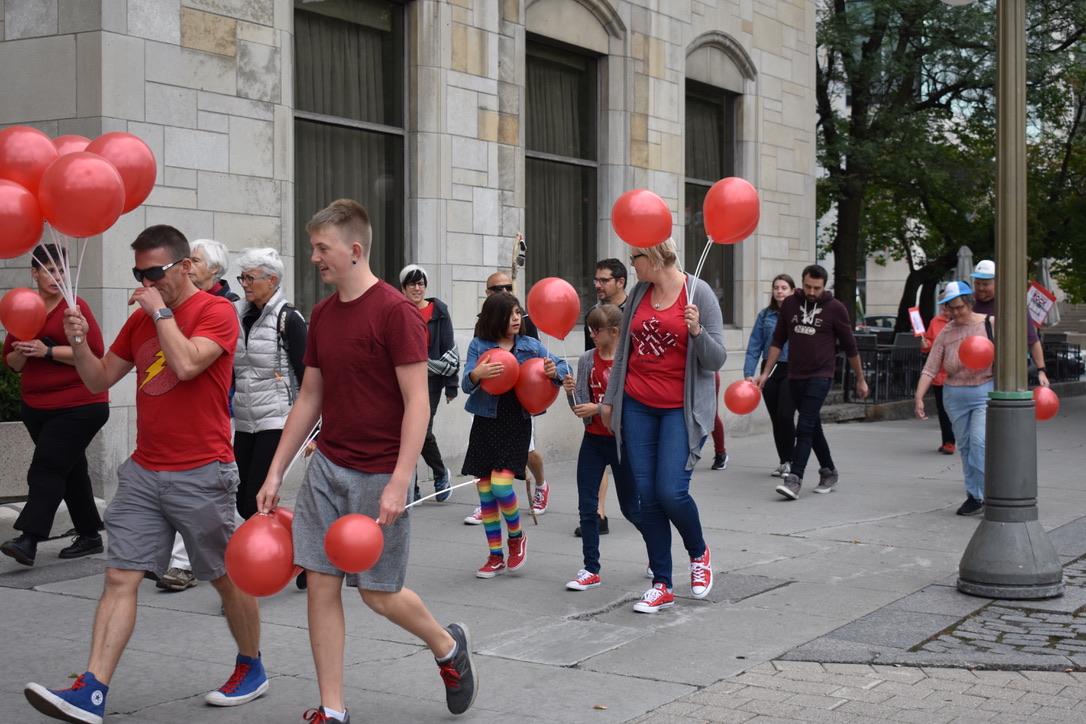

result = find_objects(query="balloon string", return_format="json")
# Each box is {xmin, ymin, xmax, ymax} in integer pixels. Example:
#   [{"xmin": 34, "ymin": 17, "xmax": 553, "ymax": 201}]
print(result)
[
  {"xmin": 560, "ymin": 336, "xmax": 577, "ymax": 406},
  {"xmin": 690, "ymin": 238, "xmax": 713, "ymax": 295},
  {"xmin": 73, "ymin": 237, "xmax": 88, "ymax": 307},
  {"xmin": 283, "ymin": 416, "xmax": 322, "ymax": 480},
  {"xmin": 406, "ymin": 478, "xmax": 480, "ymax": 508}
]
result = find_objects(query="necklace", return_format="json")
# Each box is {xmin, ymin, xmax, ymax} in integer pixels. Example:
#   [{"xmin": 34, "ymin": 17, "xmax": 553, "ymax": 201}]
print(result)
[{"xmin": 652, "ymin": 275, "xmax": 680, "ymax": 309}]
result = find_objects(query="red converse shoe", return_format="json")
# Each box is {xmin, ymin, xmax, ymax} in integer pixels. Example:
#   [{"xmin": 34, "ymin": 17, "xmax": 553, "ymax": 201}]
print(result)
[
  {"xmin": 633, "ymin": 583, "xmax": 674, "ymax": 613},
  {"xmin": 690, "ymin": 545, "xmax": 712, "ymax": 599},
  {"xmin": 531, "ymin": 481, "xmax": 549, "ymax": 514},
  {"xmin": 565, "ymin": 569, "xmax": 601, "ymax": 591}
]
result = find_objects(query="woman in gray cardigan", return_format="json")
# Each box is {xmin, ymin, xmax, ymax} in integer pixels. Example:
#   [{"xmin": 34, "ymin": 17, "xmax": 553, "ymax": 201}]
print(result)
[{"xmin": 601, "ymin": 238, "xmax": 726, "ymax": 614}]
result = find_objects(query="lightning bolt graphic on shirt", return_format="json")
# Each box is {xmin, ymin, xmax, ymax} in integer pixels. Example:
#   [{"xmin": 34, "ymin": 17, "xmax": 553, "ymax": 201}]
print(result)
[{"xmin": 140, "ymin": 349, "xmax": 167, "ymax": 390}]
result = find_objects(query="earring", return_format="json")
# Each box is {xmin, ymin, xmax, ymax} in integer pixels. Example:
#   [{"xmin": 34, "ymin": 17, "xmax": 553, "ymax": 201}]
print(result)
[{"xmin": 351, "ymin": 259, "xmax": 357, "ymax": 265}]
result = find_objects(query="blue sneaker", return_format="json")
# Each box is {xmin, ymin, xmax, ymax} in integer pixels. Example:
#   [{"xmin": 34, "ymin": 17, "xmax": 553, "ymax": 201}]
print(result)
[
  {"xmin": 434, "ymin": 467, "xmax": 452, "ymax": 502},
  {"xmin": 25, "ymin": 672, "xmax": 108, "ymax": 724},
  {"xmin": 205, "ymin": 653, "xmax": 269, "ymax": 706}
]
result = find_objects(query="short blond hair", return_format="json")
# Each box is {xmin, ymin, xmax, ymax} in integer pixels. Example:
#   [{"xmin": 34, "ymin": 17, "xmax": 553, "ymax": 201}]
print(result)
[
  {"xmin": 636, "ymin": 237, "xmax": 678, "ymax": 270},
  {"xmin": 306, "ymin": 199, "xmax": 372, "ymax": 257}
]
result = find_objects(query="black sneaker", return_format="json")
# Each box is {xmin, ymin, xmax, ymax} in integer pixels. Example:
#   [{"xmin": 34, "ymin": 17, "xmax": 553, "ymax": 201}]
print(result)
[
  {"xmin": 1, "ymin": 534, "xmax": 37, "ymax": 566},
  {"xmin": 711, "ymin": 452, "xmax": 729, "ymax": 470},
  {"xmin": 956, "ymin": 496, "xmax": 983, "ymax": 516},
  {"xmin": 436, "ymin": 623, "xmax": 477, "ymax": 715},
  {"xmin": 573, "ymin": 515, "xmax": 608, "ymax": 537},
  {"xmin": 59, "ymin": 534, "xmax": 104, "ymax": 559}
]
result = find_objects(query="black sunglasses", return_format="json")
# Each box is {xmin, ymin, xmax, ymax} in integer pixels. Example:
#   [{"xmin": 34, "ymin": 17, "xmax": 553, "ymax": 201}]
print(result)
[
  {"xmin": 133, "ymin": 258, "xmax": 186, "ymax": 283},
  {"xmin": 488, "ymin": 284, "xmax": 514, "ymax": 292}
]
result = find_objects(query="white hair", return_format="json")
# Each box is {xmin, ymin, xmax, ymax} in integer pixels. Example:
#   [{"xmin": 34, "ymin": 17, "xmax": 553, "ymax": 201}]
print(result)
[
  {"xmin": 190, "ymin": 239, "xmax": 230, "ymax": 280},
  {"xmin": 236, "ymin": 247, "xmax": 285, "ymax": 283}
]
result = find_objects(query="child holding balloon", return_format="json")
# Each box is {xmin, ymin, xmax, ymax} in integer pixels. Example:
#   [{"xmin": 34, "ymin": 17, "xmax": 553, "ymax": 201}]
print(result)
[
  {"xmin": 462, "ymin": 292, "xmax": 569, "ymax": 578},
  {"xmin": 561, "ymin": 303, "xmax": 642, "ymax": 590}
]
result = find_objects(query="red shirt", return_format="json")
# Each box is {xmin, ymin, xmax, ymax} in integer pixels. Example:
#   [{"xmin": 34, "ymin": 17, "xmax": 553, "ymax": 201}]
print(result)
[
  {"xmin": 305, "ymin": 281, "xmax": 428, "ymax": 473},
  {"xmin": 418, "ymin": 301, "xmax": 434, "ymax": 348},
  {"xmin": 586, "ymin": 350, "xmax": 613, "ymax": 437},
  {"xmin": 3, "ymin": 298, "xmax": 109, "ymax": 410},
  {"xmin": 110, "ymin": 292, "xmax": 238, "ymax": 470},
  {"xmin": 624, "ymin": 287, "xmax": 688, "ymax": 409}
]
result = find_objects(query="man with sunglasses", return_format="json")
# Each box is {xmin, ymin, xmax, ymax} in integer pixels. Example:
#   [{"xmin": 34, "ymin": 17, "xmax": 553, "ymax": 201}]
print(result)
[{"xmin": 25, "ymin": 225, "xmax": 267, "ymax": 724}]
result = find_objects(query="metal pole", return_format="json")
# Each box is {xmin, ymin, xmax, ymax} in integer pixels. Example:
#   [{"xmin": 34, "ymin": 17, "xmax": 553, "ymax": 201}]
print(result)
[{"xmin": 956, "ymin": 0, "xmax": 1063, "ymax": 599}]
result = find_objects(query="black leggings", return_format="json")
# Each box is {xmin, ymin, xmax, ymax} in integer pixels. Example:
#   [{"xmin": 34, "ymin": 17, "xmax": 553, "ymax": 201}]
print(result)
[
  {"xmin": 234, "ymin": 429, "xmax": 283, "ymax": 519},
  {"xmin": 16, "ymin": 401, "xmax": 109, "ymax": 540},
  {"xmin": 761, "ymin": 361, "xmax": 796, "ymax": 464}
]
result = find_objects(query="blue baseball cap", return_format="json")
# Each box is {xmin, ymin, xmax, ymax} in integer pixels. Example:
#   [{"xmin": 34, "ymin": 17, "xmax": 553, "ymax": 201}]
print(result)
[
  {"xmin": 938, "ymin": 281, "xmax": 974, "ymax": 305},
  {"xmin": 970, "ymin": 260, "xmax": 995, "ymax": 279}
]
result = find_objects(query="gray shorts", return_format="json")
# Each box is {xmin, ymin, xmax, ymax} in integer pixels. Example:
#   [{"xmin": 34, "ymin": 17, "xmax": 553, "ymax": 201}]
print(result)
[
  {"xmin": 294, "ymin": 451, "xmax": 411, "ymax": 592},
  {"xmin": 106, "ymin": 457, "xmax": 239, "ymax": 580}
]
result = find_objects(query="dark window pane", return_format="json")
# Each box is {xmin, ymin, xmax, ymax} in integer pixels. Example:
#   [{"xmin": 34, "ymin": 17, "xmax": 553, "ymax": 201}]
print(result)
[
  {"xmin": 294, "ymin": 119, "xmax": 404, "ymax": 314},
  {"xmin": 685, "ymin": 182, "xmax": 734, "ymax": 325},
  {"xmin": 524, "ymin": 158, "xmax": 597, "ymax": 314},
  {"xmin": 526, "ymin": 44, "xmax": 595, "ymax": 160}
]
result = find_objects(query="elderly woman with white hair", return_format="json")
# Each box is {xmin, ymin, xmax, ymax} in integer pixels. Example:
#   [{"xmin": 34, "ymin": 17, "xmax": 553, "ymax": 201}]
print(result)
[
  {"xmin": 232, "ymin": 247, "xmax": 307, "ymax": 520},
  {"xmin": 400, "ymin": 263, "xmax": 459, "ymax": 503},
  {"xmin": 190, "ymin": 238, "xmax": 240, "ymax": 301}
]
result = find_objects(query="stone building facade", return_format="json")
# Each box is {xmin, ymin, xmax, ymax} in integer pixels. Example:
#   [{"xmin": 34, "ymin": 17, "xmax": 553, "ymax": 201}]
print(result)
[{"xmin": 1, "ymin": 0, "xmax": 816, "ymax": 495}]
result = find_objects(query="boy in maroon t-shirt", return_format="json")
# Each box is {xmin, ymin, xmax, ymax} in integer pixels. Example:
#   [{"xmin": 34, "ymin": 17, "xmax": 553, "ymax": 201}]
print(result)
[{"xmin": 256, "ymin": 200, "xmax": 477, "ymax": 723}]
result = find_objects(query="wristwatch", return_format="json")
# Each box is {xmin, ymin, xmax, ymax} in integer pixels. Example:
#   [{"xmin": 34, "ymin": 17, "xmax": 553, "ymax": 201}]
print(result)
[
  {"xmin": 152, "ymin": 308, "xmax": 174, "ymax": 323},
  {"xmin": 1036, "ymin": 367, "xmax": 1047, "ymax": 374}
]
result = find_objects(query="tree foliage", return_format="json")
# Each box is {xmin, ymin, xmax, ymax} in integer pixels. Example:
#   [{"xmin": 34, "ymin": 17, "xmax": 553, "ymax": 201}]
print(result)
[{"xmin": 816, "ymin": 0, "xmax": 1086, "ymax": 323}]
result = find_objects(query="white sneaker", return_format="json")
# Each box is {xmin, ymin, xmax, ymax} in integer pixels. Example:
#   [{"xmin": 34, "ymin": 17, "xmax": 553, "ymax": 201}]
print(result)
[
  {"xmin": 464, "ymin": 507, "xmax": 483, "ymax": 525},
  {"xmin": 771, "ymin": 462, "xmax": 791, "ymax": 477}
]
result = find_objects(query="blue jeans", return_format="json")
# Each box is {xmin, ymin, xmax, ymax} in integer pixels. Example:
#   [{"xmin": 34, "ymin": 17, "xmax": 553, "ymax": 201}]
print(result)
[
  {"xmin": 621, "ymin": 394, "xmax": 706, "ymax": 589},
  {"xmin": 942, "ymin": 382, "xmax": 992, "ymax": 501},
  {"xmin": 576, "ymin": 432, "xmax": 642, "ymax": 574},
  {"xmin": 788, "ymin": 377, "xmax": 834, "ymax": 480}
]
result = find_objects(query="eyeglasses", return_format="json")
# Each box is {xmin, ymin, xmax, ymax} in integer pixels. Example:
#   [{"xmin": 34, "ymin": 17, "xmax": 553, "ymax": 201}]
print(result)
[
  {"xmin": 629, "ymin": 253, "xmax": 646, "ymax": 264},
  {"xmin": 133, "ymin": 259, "xmax": 186, "ymax": 283},
  {"xmin": 588, "ymin": 327, "xmax": 617, "ymax": 335},
  {"xmin": 593, "ymin": 277, "xmax": 615, "ymax": 285},
  {"xmin": 487, "ymin": 284, "xmax": 514, "ymax": 293},
  {"xmin": 404, "ymin": 280, "xmax": 426, "ymax": 289},
  {"xmin": 945, "ymin": 302, "xmax": 967, "ymax": 312},
  {"xmin": 237, "ymin": 274, "xmax": 271, "ymax": 285}
]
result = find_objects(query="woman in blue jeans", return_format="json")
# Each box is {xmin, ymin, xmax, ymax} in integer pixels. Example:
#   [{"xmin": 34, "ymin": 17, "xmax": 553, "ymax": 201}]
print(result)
[{"xmin": 601, "ymin": 239, "xmax": 726, "ymax": 614}]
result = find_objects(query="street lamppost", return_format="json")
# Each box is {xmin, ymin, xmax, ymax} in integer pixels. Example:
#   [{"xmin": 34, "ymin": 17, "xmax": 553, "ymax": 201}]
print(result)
[{"xmin": 941, "ymin": 0, "xmax": 1063, "ymax": 598}]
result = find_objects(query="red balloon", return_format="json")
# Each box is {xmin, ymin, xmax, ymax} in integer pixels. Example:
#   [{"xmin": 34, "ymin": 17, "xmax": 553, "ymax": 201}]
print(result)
[
  {"xmin": 526, "ymin": 277, "xmax": 580, "ymax": 340},
  {"xmin": 54, "ymin": 135, "xmax": 91, "ymax": 156},
  {"xmin": 270, "ymin": 506, "xmax": 294, "ymax": 534},
  {"xmin": 611, "ymin": 189, "xmax": 672, "ymax": 248},
  {"xmin": 37, "ymin": 152, "xmax": 126, "ymax": 238},
  {"xmin": 0, "ymin": 288, "xmax": 47, "ymax": 341},
  {"xmin": 225, "ymin": 514, "xmax": 296, "ymax": 597},
  {"xmin": 514, "ymin": 357, "xmax": 560, "ymax": 415},
  {"xmin": 958, "ymin": 335, "xmax": 994, "ymax": 371},
  {"xmin": 703, "ymin": 177, "xmax": 760, "ymax": 244},
  {"xmin": 0, "ymin": 179, "xmax": 44, "ymax": 259},
  {"xmin": 0, "ymin": 125, "xmax": 59, "ymax": 195},
  {"xmin": 1033, "ymin": 387, "xmax": 1059, "ymax": 421},
  {"xmin": 724, "ymin": 379, "xmax": 762, "ymax": 415},
  {"xmin": 85, "ymin": 132, "xmax": 157, "ymax": 213},
  {"xmin": 325, "ymin": 514, "xmax": 384, "ymax": 573},
  {"xmin": 479, "ymin": 348, "xmax": 520, "ymax": 394}
]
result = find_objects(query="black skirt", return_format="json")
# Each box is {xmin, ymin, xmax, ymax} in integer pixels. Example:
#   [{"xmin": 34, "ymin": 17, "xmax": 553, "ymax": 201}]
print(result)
[{"xmin": 461, "ymin": 390, "xmax": 532, "ymax": 480}]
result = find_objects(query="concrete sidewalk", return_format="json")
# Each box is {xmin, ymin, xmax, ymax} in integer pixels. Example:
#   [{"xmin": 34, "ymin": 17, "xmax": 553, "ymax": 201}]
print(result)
[{"xmin": 2, "ymin": 394, "xmax": 1085, "ymax": 723}]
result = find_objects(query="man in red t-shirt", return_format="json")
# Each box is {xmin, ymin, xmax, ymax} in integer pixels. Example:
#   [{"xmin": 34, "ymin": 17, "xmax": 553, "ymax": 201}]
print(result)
[
  {"xmin": 256, "ymin": 200, "xmax": 476, "ymax": 722},
  {"xmin": 25, "ymin": 225, "xmax": 268, "ymax": 724}
]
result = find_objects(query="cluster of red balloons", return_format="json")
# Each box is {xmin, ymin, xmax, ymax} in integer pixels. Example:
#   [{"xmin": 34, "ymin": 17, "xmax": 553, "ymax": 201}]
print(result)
[
  {"xmin": 0, "ymin": 126, "xmax": 156, "ymax": 257},
  {"xmin": 478, "ymin": 349, "xmax": 561, "ymax": 415},
  {"xmin": 609, "ymin": 178, "xmax": 760, "ymax": 249},
  {"xmin": 958, "ymin": 335, "xmax": 995, "ymax": 370},
  {"xmin": 724, "ymin": 379, "xmax": 762, "ymax": 415},
  {"xmin": 0, "ymin": 287, "xmax": 47, "ymax": 341}
]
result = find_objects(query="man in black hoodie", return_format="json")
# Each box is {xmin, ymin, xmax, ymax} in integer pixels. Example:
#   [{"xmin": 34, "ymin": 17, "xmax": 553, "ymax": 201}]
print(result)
[{"xmin": 756, "ymin": 264, "xmax": 868, "ymax": 499}]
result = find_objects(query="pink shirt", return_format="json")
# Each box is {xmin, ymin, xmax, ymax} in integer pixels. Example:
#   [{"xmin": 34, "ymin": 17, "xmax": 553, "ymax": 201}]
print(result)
[{"xmin": 922, "ymin": 318, "xmax": 994, "ymax": 387}]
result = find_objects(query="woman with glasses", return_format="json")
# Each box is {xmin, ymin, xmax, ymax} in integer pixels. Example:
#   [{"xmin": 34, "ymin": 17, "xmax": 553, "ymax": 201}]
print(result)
[
  {"xmin": 601, "ymin": 239, "xmax": 726, "ymax": 613},
  {"xmin": 914, "ymin": 281, "xmax": 994, "ymax": 517},
  {"xmin": 232, "ymin": 248, "xmax": 307, "ymax": 520},
  {"xmin": 190, "ymin": 238, "xmax": 240, "ymax": 302},
  {"xmin": 399, "ymin": 264, "xmax": 458, "ymax": 503},
  {"xmin": 1, "ymin": 245, "xmax": 110, "ymax": 567}
]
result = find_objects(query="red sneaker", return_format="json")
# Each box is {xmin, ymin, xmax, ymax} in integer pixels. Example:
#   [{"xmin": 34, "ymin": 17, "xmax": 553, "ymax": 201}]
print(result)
[
  {"xmin": 531, "ymin": 481, "xmax": 549, "ymax": 515},
  {"xmin": 566, "ymin": 569, "xmax": 601, "ymax": 591},
  {"xmin": 507, "ymin": 534, "xmax": 526, "ymax": 571},
  {"xmin": 633, "ymin": 583, "xmax": 674, "ymax": 613},
  {"xmin": 690, "ymin": 545, "xmax": 712, "ymax": 599},
  {"xmin": 476, "ymin": 554, "xmax": 506, "ymax": 578},
  {"xmin": 938, "ymin": 443, "xmax": 956, "ymax": 455}
]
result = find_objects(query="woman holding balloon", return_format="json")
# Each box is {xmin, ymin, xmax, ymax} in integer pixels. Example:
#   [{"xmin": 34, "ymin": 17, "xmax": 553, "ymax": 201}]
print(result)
[
  {"xmin": 601, "ymin": 238, "xmax": 726, "ymax": 613},
  {"xmin": 914, "ymin": 281, "xmax": 994, "ymax": 516},
  {"xmin": 1, "ymin": 245, "xmax": 109, "ymax": 566},
  {"xmin": 743, "ymin": 274, "xmax": 796, "ymax": 477},
  {"xmin": 461, "ymin": 292, "xmax": 569, "ymax": 578}
]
